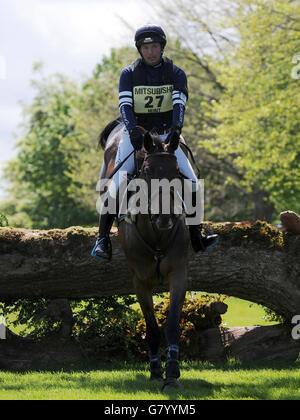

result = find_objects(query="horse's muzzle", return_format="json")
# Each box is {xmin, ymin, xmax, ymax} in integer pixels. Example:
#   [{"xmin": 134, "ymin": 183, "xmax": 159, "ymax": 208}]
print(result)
[{"xmin": 152, "ymin": 214, "xmax": 174, "ymax": 231}]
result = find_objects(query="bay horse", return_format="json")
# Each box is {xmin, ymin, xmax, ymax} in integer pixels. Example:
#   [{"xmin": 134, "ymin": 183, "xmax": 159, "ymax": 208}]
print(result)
[{"xmin": 99, "ymin": 120, "xmax": 190, "ymax": 390}]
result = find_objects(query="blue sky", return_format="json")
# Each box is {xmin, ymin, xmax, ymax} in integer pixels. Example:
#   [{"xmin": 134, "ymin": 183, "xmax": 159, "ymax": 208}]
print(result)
[{"xmin": 0, "ymin": 0, "xmax": 152, "ymax": 195}]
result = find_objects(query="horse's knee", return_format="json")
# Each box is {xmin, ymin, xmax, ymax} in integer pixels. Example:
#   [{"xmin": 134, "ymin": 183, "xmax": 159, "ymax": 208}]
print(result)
[{"xmin": 165, "ymin": 318, "xmax": 181, "ymax": 345}]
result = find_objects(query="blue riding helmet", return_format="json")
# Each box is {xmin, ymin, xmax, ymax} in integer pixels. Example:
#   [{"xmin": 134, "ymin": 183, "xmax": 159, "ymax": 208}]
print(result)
[{"xmin": 135, "ymin": 25, "xmax": 167, "ymax": 50}]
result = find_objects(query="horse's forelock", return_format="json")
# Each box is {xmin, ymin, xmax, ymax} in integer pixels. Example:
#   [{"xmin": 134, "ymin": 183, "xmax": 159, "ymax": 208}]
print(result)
[{"xmin": 149, "ymin": 134, "xmax": 165, "ymax": 153}]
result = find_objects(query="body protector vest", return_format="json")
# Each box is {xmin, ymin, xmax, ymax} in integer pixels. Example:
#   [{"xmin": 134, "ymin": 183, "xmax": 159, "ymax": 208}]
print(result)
[{"xmin": 130, "ymin": 57, "xmax": 174, "ymax": 129}]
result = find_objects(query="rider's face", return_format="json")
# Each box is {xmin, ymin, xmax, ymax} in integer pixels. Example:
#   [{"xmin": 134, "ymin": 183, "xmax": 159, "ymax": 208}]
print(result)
[{"xmin": 140, "ymin": 42, "xmax": 162, "ymax": 66}]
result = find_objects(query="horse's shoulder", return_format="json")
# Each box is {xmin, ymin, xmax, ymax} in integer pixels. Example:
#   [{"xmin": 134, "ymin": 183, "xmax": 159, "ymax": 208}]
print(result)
[{"xmin": 105, "ymin": 123, "xmax": 124, "ymax": 150}]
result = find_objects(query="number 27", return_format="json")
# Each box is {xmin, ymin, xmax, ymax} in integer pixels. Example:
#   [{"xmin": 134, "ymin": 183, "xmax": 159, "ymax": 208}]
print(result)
[{"xmin": 145, "ymin": 95, "xmax": 164, "ymax": 108}]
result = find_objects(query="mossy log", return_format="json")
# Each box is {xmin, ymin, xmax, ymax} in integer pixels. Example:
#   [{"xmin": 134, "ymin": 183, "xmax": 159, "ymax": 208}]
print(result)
[{"xmin": 0, "ymin": 219, "xmax": 299, "ymax": 321}]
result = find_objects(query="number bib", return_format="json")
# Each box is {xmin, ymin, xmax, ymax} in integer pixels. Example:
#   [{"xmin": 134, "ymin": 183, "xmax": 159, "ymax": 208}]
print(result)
[{"xmin": 133, "ymin": 85, "xmax": 173, "ymax": 114}]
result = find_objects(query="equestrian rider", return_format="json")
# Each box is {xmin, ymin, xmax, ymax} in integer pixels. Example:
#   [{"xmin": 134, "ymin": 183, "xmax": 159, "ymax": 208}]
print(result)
[{"xmin": 92, "ymin": 25, "xmax": 218, "ymax": 261}]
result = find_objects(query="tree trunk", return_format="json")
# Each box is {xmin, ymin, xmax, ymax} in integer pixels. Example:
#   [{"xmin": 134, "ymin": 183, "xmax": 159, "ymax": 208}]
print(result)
[
  {"xmin": 252, "ymin": 188, "xmax": 275, "ymax": 222},
  {"xmin": 198, "ymin": 324, "xmax": 300, "ymax": 363},
  {"xmin": 0, "ymin": 219, "xmax": 299, "ymax": 320}
]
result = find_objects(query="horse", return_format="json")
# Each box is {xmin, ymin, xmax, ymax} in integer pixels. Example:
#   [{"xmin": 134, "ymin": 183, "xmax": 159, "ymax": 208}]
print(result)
[{"xmin": 98, "ymin": 120, "xmax": 190, "ymax": 390}]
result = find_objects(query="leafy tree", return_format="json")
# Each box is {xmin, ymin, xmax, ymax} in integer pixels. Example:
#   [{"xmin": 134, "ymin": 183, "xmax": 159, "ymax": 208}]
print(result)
[
  {"xmin": 212, "ymin": 0, "xmax": 300, "ymax": 218},
  {"xmin": 153, "ymin": 0, "xmax": 258, "ymax": 221},
  {"xmin": 1, "ymin": 48, "xmax": 136, "ymax": 229},
  {"xmin": 3, "ymin": 3, "xmax": 299, "ymax": 227},
  {"xmin": 3, "ymin": 73, "xmax": 96, "ymax": 229},
  {"xmin": 154, "ymin": 0, "xmax": 300, "ymax": 221}
]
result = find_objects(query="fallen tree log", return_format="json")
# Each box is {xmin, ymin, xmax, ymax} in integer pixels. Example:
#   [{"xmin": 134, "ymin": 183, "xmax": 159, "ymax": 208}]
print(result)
[
  {"xmin": 0, "ymin": 219, "xmax": 299, "ymax": 320},
  {"xmin": 198, "ymin": 324, "xmax": 300, "ymax": 363},
  {"xmin": 1, "ymin": 217, "xmax": 300, "ymax": 367}
]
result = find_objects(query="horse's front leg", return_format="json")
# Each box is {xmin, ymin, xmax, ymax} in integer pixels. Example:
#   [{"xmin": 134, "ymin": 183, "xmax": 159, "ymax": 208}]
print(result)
[
  {"xmin": 134, "ymin": 280, "xmax": 163, "ymax": 381},
  {"xmin": 163, "ymin": 268, "xmax": 187, "ymax": 390}
]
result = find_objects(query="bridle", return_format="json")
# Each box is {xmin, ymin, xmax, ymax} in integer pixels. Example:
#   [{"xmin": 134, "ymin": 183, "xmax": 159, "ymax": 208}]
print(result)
[
  {"xmin": 141, "ymin": 152, "xmax": 180, "ymax": 220},
  {"xmin": 131, "ymin": 151, "xmax": 183, "ymax": 280}
]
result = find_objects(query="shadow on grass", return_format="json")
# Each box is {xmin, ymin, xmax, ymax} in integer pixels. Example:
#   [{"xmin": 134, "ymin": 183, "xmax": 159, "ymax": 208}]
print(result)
[{"xmin": 1, "ymin": 359, "xmax": 300, "ymax": 399}]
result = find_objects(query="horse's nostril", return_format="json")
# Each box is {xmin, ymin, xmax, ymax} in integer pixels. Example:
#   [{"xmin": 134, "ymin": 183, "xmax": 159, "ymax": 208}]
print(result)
[{"xmin": 155, "ymin": 215, "xmax": 173, "ymax": 231}]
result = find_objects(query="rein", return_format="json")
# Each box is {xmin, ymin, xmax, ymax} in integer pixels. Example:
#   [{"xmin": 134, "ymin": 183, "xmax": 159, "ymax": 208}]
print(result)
[{"xmin": 103, "ymin": 150, "xmax": 135, "ymax": 188}]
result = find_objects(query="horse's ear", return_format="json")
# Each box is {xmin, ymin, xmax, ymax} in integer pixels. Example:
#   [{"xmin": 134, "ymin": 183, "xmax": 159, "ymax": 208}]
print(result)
[
  {"xmin": 143, "ymin": 132, "xmax": 155, "ymax": 153},
  {"xmin": 167, "ymin": 131, "xmax": 180, "ymax": 153}
]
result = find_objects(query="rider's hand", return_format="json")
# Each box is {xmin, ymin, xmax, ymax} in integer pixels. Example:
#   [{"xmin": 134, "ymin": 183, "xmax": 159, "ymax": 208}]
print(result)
[
  {"xmin": 136, "ymin": 148, "xmax": 146, "ymax": 160},
  {"xmin": 166, "ymin": 126, "xmax": 181, "ymax": 146},
  {"xmin": 129, "ymin": 128, "xmax": 143, "ymax": 151}
]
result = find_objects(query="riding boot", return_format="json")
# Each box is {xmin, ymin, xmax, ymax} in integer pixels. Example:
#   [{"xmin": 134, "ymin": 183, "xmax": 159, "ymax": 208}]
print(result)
[
  {"xmin": 189, "ymin": 224, "xmax": 219, "ymax": 252},
  {"xmin": 91, "ymin": 197, "xmax": 116, "ymax": 262},
  {"xmin": 188, "ymin": 190, "xmax": 219, "ymax": 252}
]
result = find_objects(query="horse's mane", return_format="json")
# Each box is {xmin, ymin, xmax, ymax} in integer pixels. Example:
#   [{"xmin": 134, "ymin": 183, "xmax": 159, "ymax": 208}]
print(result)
[{"xmin": 98, "ymin": 116, "xmax": 122, "ymax": 150}]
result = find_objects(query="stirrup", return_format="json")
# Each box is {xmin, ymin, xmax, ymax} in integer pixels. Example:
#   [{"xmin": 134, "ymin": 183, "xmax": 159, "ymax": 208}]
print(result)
[
  {"xmin": 91, "ymin": 237, "xmax": 111, "ymax": 262},
  {"xmin": 201, "ymin": 226, "xmax": 219, "ymax": 250}
]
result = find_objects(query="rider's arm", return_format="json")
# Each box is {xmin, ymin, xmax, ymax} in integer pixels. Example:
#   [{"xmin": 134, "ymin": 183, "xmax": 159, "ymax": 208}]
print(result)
[
  {"xmin": 172, "ymin": 66, "xmax": 188, "ymax": 133},
  {"xmin": 119, "ymin": 67, "xmax": 136, "ymax": 132}
]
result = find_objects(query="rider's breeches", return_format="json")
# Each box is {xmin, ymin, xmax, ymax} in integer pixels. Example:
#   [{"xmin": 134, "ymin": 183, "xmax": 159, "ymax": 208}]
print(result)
[{"xmin": 108, "ymin": 130, "xmax": 199, "ymax": 198}]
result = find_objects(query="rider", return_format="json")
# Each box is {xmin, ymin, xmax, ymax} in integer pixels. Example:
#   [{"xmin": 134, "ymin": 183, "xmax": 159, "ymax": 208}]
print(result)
[{"xmin": 92, "ymin": 25, "xmax": 218, "ymax": 261}]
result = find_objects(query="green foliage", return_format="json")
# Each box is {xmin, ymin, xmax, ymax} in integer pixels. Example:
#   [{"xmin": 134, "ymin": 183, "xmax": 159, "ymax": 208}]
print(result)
[
  {"xmin": 1, "ymin": 1, "xmax": 299, "ymax": 227},
  {"xmin": 262, "ymin": 307, "xmax": 285, "ymax": 324},
  {"xmin": 1, "ymin": 294, "xmax": 226, "ymax": 360},
  {"xmin": 2, "ymin": 48, "xmax": 136, "ymax": 229},
  {"xmin": 212, "ymin": 0, "xmax": 300, "ymax": 215},
  {"xmin": 72, "ymin": 296, "xmax": 141, "ymax": 359},
  {"xmin": 0, "ymin": 299, "xmax": 60, "ymax": 338},
  {"xmin": 0, "ymin": 293, "xmax": 283, "ymax": 362},
  {"xmin": 0, "ymin": 213, "xmax": 8, "ymax": 227},
  {"xmin": 3, "ymin": 74, "xmax": 97, "ymax": 229}
]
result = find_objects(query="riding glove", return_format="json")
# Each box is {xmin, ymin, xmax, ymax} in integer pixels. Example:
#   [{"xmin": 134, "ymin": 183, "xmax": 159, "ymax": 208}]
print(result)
[
  {"xmin": 166, "ymin": 126, "xmax": 181, "ymax": 146},
  {"xmin": 129, "ymin": 128, "xmax": 143, "ymax": 151}
]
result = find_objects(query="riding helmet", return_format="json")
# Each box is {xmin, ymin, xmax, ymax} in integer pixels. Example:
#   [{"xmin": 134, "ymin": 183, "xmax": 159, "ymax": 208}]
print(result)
[{"xmin": 135, "ymin": 25, "xmax": 167, "ymax": 50}]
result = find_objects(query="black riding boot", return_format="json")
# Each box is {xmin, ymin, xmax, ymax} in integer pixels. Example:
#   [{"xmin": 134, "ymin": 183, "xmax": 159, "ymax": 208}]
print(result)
[
  {"xmin": 188, "ymin": 190, "xmax": 219, "ymax": 252},
  {"xmin": 91, "ymin": 196, "xmax": 116, "ymax": 261}
]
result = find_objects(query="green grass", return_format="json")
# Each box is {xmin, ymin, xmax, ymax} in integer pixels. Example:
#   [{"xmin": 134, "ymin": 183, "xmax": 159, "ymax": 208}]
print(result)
[
  {"xmin": 220, "ymin": 296, "xmax": 277, "ymax": 327},
  {"xmin": 0, "ymin": 360, "xmax": 299, "ymax": 400}
]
